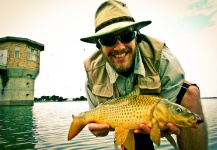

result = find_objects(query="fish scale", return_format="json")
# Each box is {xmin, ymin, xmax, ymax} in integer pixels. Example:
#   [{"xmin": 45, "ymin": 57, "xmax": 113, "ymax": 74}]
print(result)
[
  {"xmin": 84, "ymin": 95, "xmax": 160, "ymax": 128},
  {"xmin": 68, "ymin": 91, "xmax": 203, "ymax": 150}
]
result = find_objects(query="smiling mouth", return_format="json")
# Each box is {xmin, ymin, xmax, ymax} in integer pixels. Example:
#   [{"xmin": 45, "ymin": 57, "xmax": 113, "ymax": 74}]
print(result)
[{"xmin": 114, "ymin": 53, "xmax": 127, "ymax": 58}]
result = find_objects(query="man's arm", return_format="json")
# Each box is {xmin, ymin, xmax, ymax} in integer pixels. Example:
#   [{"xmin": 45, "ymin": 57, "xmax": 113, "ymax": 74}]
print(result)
[
  {"xmin": 157, "ymin": 46, "xmax": 208, "ymax": 149},
  {"xmin": 158, "ymin": 46, "xmax": 185, "ymax": 102},
  {"xmin": 177, "ymin": 85, "xmax": 208, "ymax": 150}
]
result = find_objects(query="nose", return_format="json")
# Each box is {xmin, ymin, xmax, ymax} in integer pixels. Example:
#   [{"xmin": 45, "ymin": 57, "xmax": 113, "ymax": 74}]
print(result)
[{"xmin": 114, "ymin": 39, "xmax": 125, "ymax": 50}]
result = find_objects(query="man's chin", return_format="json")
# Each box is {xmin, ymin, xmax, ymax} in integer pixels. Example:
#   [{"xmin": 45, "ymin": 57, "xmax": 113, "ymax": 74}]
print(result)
[{"xmin": 116, "ymin": 66, "xmax": 133, "ymax": 75}]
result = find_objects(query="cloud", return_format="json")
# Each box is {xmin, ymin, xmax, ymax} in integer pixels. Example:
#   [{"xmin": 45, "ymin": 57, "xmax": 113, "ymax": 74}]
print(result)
[
  {"xmin": 179, "ymin": 11, "xmax": 217, "ymax": 32},
  {"xmin": 179, "ymin": 0, "xmax": 217, "ymax": 32},
  {"xmin": 187, "ymin": 0, "xmax": 217, "ymax": 13}
]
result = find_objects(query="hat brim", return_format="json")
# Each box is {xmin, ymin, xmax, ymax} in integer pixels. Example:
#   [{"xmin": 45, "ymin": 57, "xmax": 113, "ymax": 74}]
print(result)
[{"xmin": 80, "ymin": 20, "xmax": 151, "ymax": 44}]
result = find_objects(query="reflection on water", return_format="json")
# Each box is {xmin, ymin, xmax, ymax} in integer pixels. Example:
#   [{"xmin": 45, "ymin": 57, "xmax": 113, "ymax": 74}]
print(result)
[
  {"xmin": 0, "ymin": 99, "xmax": 217, "ymax": 150},
  {"xmin": 0, "ymin": 106, "xmax": 36, "ymax": 149}
]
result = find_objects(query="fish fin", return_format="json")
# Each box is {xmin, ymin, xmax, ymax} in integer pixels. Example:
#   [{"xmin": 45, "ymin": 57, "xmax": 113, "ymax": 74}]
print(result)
[
  {"xmin": 127, "ymin": 85, "xmax": 140, "ymax": 96},
  {"xmin": 162, "ymin": 131, "xmax": 179, "ymax": 150},
  {"xmin": 150, "ymin": 119, "xmax": 161, "ymax": 146},
  {"xmin": 124, "ymin": 130, "xmax": 135, "ymax": 150},
  {"xmin": 115, "ymin": 127, "xmax": 129, "ymax": 146},
  {"xmin": 68, "ymin": 113, "xmax": 86, "ymax": 140},
  {"xmin": 102, "ymin": 85, "xmax": 140, "ymax": 105}
]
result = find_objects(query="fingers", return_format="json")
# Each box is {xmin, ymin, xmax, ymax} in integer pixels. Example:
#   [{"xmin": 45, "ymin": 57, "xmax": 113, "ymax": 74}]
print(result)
[
  {"xmin": 167, "ymin": 123, "xmax": 180, "ymax": 135},
  {"xmin": 134, "ymin": 124, "xmax": 151, "ymax": 134},
  {"xmin": 133, "ymin": 123, "xmax": 180, "ymax": 136},
  {"xmin": 88, "ymin": 123, "xmax": 112, "ymax": 137},
  {"xmin": 88, "ymin": 123, "xmax": 110, "ymax": 131},
  {"xmin": 88, "ymin": 122, "xmax": 180, "ymax": 137}
]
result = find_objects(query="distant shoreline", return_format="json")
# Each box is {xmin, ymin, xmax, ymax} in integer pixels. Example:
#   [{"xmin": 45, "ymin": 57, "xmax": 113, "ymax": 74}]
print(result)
[
  {"xmin": 34, "ymin": 100, "xmax": 87, "ymax": 103},
  {"xmin": 201, "ymin": 97, "xmax": 217, "ymax": 99},
  {"xmin": 34, "ymin": 97, "xmax": 217, "ymax": 103}
]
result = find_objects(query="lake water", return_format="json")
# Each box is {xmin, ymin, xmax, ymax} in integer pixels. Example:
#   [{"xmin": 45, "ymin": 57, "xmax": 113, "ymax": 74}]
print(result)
[{"xmin": 0, "ymin": 99, "xmax": 216, "ymax": 150}]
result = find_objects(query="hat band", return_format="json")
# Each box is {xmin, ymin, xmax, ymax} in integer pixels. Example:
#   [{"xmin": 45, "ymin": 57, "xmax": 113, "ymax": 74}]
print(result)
[{"xmin": 95, "ymin": 16, "xmax": 135, "ymax": 33}]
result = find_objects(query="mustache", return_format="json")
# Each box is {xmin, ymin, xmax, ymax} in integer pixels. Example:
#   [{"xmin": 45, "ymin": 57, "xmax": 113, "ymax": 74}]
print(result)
[{"xmin": 109, "ymin": 49, "xmax": 132, "ymax": 55}]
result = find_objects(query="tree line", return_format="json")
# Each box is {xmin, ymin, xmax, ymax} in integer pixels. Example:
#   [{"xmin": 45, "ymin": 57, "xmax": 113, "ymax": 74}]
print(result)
[{"xmin": 34, "ymin": 95, "xmax": 87, "ymax": 102}]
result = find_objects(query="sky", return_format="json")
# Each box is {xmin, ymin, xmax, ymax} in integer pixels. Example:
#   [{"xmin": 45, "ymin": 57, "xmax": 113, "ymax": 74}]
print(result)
[{"xmin": 0, "ymin": 0, "xmax": 217, "ymax": 98}]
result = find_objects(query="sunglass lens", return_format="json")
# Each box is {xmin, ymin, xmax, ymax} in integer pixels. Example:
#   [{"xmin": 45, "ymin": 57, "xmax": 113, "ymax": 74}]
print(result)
[
  {"xmin": 120, "ymin": 31, "xmax": 135, "ymax": 43},
  {"xmin": 99, "ymin": 31, "xmax": 136, "ymax": 46},
  {"xmin": 100, "ymin": 36, "xmax": 116, "ymax": 46}
]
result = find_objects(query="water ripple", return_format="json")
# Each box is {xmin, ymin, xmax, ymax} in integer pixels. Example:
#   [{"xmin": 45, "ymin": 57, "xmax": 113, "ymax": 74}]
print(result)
[{"xmin": 0, "ymin": 99, "xmax": 216, "ymax": 149}]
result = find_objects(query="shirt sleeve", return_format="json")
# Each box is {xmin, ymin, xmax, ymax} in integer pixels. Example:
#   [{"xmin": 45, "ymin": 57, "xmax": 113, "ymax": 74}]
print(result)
[
  {"xmin": 158, "ymin": 46, "xmax": 185, "ymax": 102},
  {"xmin": 85, "ymin": 80, "xmax": 98, "ymax": 109}
]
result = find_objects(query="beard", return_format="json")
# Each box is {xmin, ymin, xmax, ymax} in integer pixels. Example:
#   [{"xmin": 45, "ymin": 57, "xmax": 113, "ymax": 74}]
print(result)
[{"xmin": 103, "ymin": 48, "xmax": 136, "ymax": 77}]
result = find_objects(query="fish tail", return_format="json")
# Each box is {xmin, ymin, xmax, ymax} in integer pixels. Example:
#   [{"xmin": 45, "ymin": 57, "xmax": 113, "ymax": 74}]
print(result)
[{"xmin": 68, "ymin": 113, "xmax": 86, "ymax": 140}]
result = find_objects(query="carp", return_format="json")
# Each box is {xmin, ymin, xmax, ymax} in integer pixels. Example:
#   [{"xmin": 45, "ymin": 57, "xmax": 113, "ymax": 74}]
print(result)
[{"xmin": 67, "ymin": 86, "xmax": 203, "ymax": 150}]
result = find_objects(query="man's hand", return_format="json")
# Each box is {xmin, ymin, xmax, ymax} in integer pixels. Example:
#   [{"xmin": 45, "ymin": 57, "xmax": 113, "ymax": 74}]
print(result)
[
  {"xmin": 166, "ymin": 123, "xmax": 180, "ymax": 135},
  {"xmin": 88, "ymin": 123, "xmax": 114, "ymax": 137},
  {"xmin": 134, "ymin": 123, "xmax": 151, "ymax": 134},
  {"xmin": 134, "ymin": 123, "xmax": 180, "ymax": 136}
]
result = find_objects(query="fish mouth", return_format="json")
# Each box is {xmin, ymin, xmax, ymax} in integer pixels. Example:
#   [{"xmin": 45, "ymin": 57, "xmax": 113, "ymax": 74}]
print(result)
[
  {"xmin": 196, "ymin": 119, "xmax": 204, "ymax": 124},
  {"xmin": 190, "ymin": 115, "xmax": 204, "ymax": 127},
  {"xmin": 192, "ymin": 119, "xmax": 204, "ymax": 127}
]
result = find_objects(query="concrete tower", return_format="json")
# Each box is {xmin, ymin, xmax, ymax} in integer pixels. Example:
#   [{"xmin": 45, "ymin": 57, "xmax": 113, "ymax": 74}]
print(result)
[{"xmin": 0, "ymin": 36, "xmax": 44, "ymax": 106}]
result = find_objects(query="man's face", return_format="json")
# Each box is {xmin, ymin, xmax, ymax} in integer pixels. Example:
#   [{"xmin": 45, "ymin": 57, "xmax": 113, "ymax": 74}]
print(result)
[{"xmin": 99, "ymin": 30, "xmax": 137, "ymax": 76}]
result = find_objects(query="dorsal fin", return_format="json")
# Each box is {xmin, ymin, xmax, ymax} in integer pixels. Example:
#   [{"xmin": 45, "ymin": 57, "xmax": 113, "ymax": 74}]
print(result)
[
  {"xmin": 127, "ymin": 85, "xmax": 140, "ymax": 96},
  {"xmin": 98, "ymin": 85, "xmax": 140, "ymax": 106}
]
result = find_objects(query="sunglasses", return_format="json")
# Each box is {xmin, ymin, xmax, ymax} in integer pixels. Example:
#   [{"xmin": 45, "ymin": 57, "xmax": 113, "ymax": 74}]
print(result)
[{"xmin": 97, "ymin": 31, "xmax": 136, "ymax": 47}]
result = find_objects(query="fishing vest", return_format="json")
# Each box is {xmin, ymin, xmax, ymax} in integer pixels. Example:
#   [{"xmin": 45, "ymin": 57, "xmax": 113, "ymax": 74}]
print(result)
[{"xmin": 84, "ymin": 34, "xmax": 164, "ymax": 104}]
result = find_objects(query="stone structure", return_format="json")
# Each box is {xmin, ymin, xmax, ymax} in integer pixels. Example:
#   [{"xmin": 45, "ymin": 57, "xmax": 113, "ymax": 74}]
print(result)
[{"xmin": 0, "ymin": 36, "xmax": 44, "ymax": 105}]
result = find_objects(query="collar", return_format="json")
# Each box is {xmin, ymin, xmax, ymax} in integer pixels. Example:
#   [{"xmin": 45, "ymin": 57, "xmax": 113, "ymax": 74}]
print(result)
[{"xmin": 106, "ymin": 46, "xmax": 146, "ymax": 84}]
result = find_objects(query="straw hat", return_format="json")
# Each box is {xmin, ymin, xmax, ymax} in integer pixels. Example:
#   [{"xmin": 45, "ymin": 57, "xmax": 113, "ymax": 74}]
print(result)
[{"xmin": 80, "ymin": 0, "xmax": 151, "ymax": 43}]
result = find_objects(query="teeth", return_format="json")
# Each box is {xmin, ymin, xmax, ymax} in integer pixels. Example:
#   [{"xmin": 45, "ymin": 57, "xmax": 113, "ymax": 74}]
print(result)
[{"xmin": 115, "ymin": 53, "xmax": 126, "ymax": 58}]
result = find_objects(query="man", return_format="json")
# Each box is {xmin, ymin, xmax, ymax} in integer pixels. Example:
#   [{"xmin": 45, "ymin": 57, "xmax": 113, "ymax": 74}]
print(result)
[{"xmin": 80, "ymin": 0, "xmax": 208, "ymax": 149}]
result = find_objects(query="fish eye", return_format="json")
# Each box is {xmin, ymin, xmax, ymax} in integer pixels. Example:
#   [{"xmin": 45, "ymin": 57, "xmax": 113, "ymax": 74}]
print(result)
[{"xmin": 176, "ymin": 107, "xmax": 182, "ymax": 113}]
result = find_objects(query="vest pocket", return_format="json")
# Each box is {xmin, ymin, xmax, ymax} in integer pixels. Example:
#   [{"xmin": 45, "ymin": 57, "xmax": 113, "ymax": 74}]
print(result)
[
  {"xmin": 92, "ymin": 84, "xmax": 114, "ymax": 104},
  {"xmin": 92, "ymin": 84, "xmax": 113, "ymax": 98}
]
